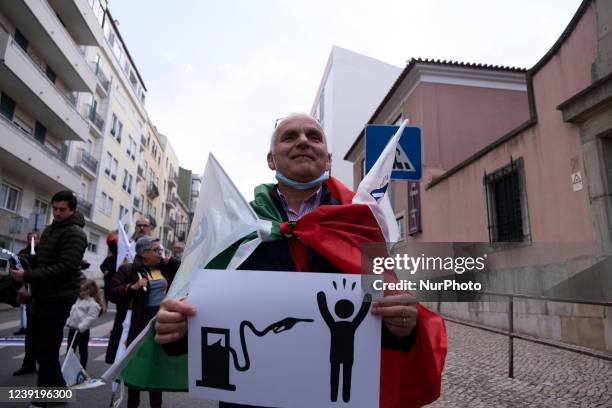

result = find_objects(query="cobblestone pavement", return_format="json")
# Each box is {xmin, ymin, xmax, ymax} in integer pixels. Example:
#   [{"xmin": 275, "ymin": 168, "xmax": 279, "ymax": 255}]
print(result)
[{"xmin": 428, "ymin": 321, "xmax": 612, "ymax": 408}]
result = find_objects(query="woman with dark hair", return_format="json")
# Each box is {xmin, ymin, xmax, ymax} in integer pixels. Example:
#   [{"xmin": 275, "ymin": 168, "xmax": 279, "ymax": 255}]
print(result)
[{"xmin": 100, "ymin": 232, "xmax": 118, "ymax": 306}]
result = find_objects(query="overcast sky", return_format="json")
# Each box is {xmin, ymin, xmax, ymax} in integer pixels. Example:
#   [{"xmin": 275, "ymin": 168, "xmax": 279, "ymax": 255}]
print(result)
[{"xmin": 108, "ymin": 0, "xmax": 582, "ymax": 199}]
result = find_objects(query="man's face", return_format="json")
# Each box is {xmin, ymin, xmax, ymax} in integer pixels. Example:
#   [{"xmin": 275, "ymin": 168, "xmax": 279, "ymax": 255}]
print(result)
[
  {"xmin": 135, "ymin": 219, "xmax": 151, "ymax": 239},
  {"xmin": 267, "ymin": 115, "xmax": 331, "ymax": 183},
  {"xmin": 142, "ymin": 241, "xmax": 162, "ymax": 265},
  {"xmin": 172, "ymin": 243, "xmax": 185, "ymax": 260},
  {"xmin": 52, "ymin": 201, "xmax": 74, "ymax": 222}
]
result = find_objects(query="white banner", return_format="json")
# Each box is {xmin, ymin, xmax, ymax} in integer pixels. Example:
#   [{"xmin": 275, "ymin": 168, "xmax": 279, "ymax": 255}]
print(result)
[{"xmin": 188, "ymin": 270, "xmax": 382, "ymax": 407}]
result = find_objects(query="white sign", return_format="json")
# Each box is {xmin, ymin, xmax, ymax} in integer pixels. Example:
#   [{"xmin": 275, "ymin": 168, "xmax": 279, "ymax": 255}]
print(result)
[
  {"xmin": 188, "ymin": 270, "xmax": 382, "ymax": 407},
  {"xmin": 571, "ymin": 172, "xmax": 583, "ymax": 192}
]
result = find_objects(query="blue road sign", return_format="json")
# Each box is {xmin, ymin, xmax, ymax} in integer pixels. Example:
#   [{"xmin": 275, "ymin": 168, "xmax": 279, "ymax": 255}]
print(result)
[{"xmin": 365, "ymin": 125, "xmax": 422, "ymax": 180}]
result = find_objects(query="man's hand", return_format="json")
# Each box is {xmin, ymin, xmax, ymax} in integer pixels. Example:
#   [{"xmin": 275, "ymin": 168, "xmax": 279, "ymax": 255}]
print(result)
[
  {"xmin": 155, "ymin": 297, "xmax": 196, "ymax": 344},
  {"xmin": 371, "ymin": 293, "xmax": 418, "ymax": 338},
  {"xmin": 9, "ymin": 266, "xmax": 25, "ymax": 282},
  {"xmin": 129, "ymin": 278, "xmax": 148, "ymax": 291}
]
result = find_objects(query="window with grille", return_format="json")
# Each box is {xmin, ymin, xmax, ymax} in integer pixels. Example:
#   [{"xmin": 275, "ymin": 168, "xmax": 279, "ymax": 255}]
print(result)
[
  {"xmin": 0, "ymin": 182, "xmax": 21, "ymax": 212},
  {"xmin": 484, "ymin": 158, "xmax": 530, "ymax": 243}
]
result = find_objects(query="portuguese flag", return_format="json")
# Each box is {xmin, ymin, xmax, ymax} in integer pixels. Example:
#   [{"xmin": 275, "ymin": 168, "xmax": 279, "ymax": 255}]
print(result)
[{"xmin": 102, "ymin": 122, "xmax": 447, "ymax": 407}]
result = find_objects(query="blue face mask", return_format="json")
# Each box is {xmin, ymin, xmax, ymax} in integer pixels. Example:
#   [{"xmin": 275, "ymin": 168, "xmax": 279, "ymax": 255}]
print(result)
[{"xmin": 275, "ymin": 170, "xmax": 329, "ymax": 190}]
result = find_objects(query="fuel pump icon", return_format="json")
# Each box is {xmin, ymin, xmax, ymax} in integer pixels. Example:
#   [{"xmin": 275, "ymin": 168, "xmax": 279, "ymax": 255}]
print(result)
[{"xmin": 196, "ymin": 317, "xmax": 314, "ymax": 391}]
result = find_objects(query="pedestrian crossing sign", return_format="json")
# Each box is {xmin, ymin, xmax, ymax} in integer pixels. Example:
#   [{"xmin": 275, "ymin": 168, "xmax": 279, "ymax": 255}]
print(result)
[{"xmin": 365, "ymin": 125, "xmax": 422, "ymax": 180}]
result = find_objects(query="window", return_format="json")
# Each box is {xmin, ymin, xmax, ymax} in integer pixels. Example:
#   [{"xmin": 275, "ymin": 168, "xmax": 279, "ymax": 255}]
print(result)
[
  {"xmin": 407, "ymin": 182, "xmax": 422, "ymax": 235},
  {"xmin": 34, "ymin": 122, "xmax": 46, "ymax": 144},
  {"xmin": 100, "ymin": 192, "xmax": 114, "ymax": 216},
  {"xmin": 396, "ymin": 215, "xmax": 406, "ymax": 241},
  {"xmin": 45, "ymin": 66, "xmax": 56, "ymax": 84},
  {"xmin": 87, "ymin": 233, "xmax": 100, "ymax": 254},
  {"xmin": 122, "ymin": 170, "xmax": 133, "ymax": 194},
  {"xmin": 119, "ymin": 204, "xmax": 129, "ymax": 221},
  {"xmin": 100, "ymin": 192, "xmax": 107, "ymax": 213},
  {"xmin": 14, "ymin": 29, "xmax": 28, "ymax": 51},
  {"xmin": 104, "ymin": 152, "xmax": 118, "ymax": 180},
  {"xmin": 152, "ymin": 142, "xmax": 157, "ymax": 159},
  {"xmin": 32, "ymin": 199, "xmax": 50, "ymax": 230},
  {"xmin": 104, "ymin": 152, "xmax": 112, "ymax": 176},
  {"xmin": 0, "ymin": 93, "xmax": 16, "ymax": 120},
  {"xmin": 0, "ymin": 182, "xmax": 22, "ymax": 212},
  {"xmin": 110, "ymin": 114, "xmax": 123, "ymax": 143},
  {"xmin": 106, "ymin": 196, "xmax": 114, "ymax": 216},
  {"xmin": 127, "ymin": 136, "xmax": 136, "ymax": 160},
  {"xmin": 484, "ymin": 158, "xmax": 530, "ymax": 243}
]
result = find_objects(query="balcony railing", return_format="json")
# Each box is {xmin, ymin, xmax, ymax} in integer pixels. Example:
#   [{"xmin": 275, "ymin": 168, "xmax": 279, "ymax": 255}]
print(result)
[
  {"xmin": 165, "ymin": 192, "xmax": 176, "ymax": 208},
  {"xmin": 78, "ymin": 148, "xmax": 98, "ymax": 174},
  {"xmin": 167, "ymin": 175, "xmax": 178, "ymax": 187},
  {"xmin": 9, "ymin": 36, "xmax": 80, "ymax": 112},
  {"xmin": 77, "ymin": 199, "xmax": 92, "ymax": 218},
  {"xmin": 0, "ymin": 112, "xmax": 65, "ymax": 162},
  {"xmin": 91, "ymin": 61, "xmax": 110, "ymax": 92},
  {"xmin": 85, "ymin": 104, "xmax": 105, "ymax": 133},
  {"xmin": 147, "ymin": 182, "xmax": 160, "ymax": 199}
]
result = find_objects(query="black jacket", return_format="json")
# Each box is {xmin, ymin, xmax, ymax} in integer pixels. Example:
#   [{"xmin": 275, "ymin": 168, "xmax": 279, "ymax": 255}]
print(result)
[
  {"xmin": 23, "ymin": 212, "xmax": 88, "ymax": 303},
  {"xmin": 163, "ymin": 185, "xmax": 415, "ymax": 360}
]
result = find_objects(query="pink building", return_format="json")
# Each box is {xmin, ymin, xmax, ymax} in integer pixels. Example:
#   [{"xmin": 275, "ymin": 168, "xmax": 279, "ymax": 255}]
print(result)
[{"xmin": 346, "ymin": 0, "xmax": 611, "ymax": 351}]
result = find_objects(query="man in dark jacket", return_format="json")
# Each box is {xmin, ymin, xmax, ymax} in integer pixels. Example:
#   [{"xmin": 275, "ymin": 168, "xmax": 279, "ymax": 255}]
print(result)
[{"xmin": 10, "ymin": 190, "xmax": 88, "ymax": 397}]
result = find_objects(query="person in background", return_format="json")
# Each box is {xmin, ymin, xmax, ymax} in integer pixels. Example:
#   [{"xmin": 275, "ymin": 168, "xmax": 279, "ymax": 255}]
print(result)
[
  {"xmin": 65, "ymin": 279, "xmax": 106, "ymax": 369},
  {"xmin": 171, "ymin": 241, "xmax": 185, "ymax": 261},
  {"xmin": 12, "ymin": 231, "xmax": 39, "ymax": 376},
  {"xmin": 106, "ymin": 237, "xmax": 179, "ymax": 408},
  {"xmin": 100, "ymin": 232, "xmax": 118, "ymax": 306},
  {"xmin": 10, "ymin": 190, "xmax": 88, "ymax": 406}
]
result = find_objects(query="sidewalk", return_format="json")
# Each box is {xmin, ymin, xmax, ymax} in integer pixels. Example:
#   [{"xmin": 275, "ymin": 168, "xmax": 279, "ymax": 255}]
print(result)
[{"xmin": 429, "ymin": 321, "xmax": 612, "ymax": 407}]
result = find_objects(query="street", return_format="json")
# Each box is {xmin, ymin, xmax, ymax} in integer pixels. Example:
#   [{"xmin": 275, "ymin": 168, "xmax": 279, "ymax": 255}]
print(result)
[
  {"xmin": 0, "ymin": 308, "xmax": 610, "ymax": 407},
  {"xmin": 0, "ymin": 307, "xmax": 214, "ymax": 408}
]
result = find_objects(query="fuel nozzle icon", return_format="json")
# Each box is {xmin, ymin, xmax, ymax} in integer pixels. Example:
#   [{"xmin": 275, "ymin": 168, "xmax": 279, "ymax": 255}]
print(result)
[{"xmin": 196, "ymin": 316, "xmax": 313, "ymax": 391}]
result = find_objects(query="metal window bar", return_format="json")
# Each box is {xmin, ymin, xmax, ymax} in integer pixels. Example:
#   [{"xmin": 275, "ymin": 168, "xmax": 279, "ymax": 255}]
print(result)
[{"xmin": 484, "ymin": 158, "xmax": 524, "ymax": 243}]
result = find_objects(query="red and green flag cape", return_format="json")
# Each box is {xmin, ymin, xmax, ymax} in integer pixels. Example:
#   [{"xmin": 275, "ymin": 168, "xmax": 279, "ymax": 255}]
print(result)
[{"xmin": 116, "ymin": 177, "xmax": 447, "ymax": 407}]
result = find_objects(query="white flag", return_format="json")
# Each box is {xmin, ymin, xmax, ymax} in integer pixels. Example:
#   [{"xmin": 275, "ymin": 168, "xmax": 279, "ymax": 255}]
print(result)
[
  {"xmin": 116, "ymin": 220, "xmax": 135, "ymax": 271},
  {"xmin": 352, "ymin": 120, "xmax": 410, "ymax": 244},
  {"xmin": 166, "ymin": 153, "xmax": 265, "ymax": 299}
]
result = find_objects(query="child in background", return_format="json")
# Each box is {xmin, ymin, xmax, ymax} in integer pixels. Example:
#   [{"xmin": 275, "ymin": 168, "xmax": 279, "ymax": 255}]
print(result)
[{"xmin": 65, "ymin": 280, "xmax": 106, "ymax": 369}]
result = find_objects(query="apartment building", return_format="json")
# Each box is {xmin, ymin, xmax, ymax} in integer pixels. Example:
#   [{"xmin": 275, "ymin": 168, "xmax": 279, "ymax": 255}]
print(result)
[
  {"xmin": 0, "ymin": 0, "xmax": 101, "ymax": 255},
  {"xmin": 0, "ymin": 0, "xmax": 194, "ymax": 280},
  {"xmin": 158, "ymin": 138, "xmax": 190, "ymax": 250}
]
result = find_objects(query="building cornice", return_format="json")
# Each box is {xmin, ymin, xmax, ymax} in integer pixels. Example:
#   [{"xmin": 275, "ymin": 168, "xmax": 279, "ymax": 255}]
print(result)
[{"xmin": 344, "ymin": 62, "xmax": 527, "ymax": 160}]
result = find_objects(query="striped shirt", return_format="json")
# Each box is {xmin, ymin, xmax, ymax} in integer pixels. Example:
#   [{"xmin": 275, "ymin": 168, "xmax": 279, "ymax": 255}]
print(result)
[{"xmin": 277, "ymin": 187, "xmax": 323, "ymax": 221}]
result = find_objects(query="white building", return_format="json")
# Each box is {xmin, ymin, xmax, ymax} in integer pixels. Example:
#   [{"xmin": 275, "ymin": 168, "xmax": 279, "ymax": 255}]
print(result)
[
  {"xmin": 0, "ymin": 0, "xmax": 102, "ymax": 256},
  {"xmin": 310, "ymin": 46, "xmax": 401, "ymax": 187}
]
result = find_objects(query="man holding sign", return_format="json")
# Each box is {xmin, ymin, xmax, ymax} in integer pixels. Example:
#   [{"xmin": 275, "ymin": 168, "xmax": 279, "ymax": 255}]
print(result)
[{"xmin": 155, "ymin": 114, "xmax": 445, "ymax": 407}]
